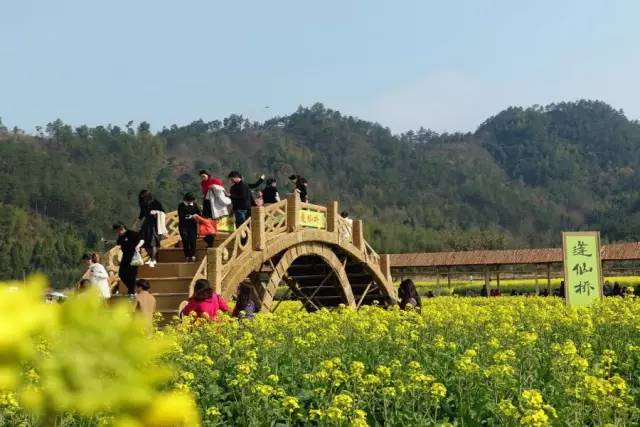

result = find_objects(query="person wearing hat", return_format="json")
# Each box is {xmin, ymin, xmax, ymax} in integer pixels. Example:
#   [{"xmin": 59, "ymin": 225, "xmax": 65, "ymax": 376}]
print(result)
[{"xmin": 180, "ymin": 279, "xmax": 229, "ymax": 320}]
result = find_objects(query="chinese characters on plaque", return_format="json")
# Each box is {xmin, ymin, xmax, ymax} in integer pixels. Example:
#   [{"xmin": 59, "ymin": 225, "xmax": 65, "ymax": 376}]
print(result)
[
  {"xmin": 299, "ymin": 209, "xmax": 327, "ymax": 229},
  {"xmin": 562, "ymin": 232, "xmax": 602, "ymax": 306}
]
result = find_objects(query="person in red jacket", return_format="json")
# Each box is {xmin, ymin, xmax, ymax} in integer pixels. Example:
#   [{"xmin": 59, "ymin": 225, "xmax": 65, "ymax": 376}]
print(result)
[
  {"xmin": 199, "ymin": 170, "xmax": 224, "ymax": 219},
  {"xmin": 181, "ymin": 279, "xmax": 229, "ymax": 320}
]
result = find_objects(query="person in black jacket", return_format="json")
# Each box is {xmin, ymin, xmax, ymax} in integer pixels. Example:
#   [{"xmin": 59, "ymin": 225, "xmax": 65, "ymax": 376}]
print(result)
[
  {"xmin": 111, "ymin": 222, "xmax": 144, "ymax": 296},
  {"xmin": 178, "ymin": 192, "xmax": 201, "ymax": 261},
  {"xmin": 289, "ymin": 174, "xmax": 308, "ymax": 202},
  {"xmin": 262, "ymin": 178, "xmax": 280, "ymax": 205},
  {"xmin": 138, "ymin": 190, "xmax": 164, "ymax": 267},
  {"xmin": 228, "ymin": 171, "xmax": 264, "ymax": 227}
]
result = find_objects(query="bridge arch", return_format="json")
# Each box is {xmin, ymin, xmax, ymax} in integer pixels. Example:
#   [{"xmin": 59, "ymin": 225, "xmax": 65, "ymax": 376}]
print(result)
[{"xmin": 255, "ymin": 242, "xmax": 355, "ymax": 311}]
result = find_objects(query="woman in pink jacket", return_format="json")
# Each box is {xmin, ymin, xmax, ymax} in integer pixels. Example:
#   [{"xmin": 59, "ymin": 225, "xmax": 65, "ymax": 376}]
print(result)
[{"xmin": 181, "ymin": 279, "xmax": 229, "ymax": 320}]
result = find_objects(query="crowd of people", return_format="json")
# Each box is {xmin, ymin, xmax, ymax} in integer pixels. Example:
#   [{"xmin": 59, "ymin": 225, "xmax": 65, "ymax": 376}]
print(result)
[{"xmin": 76, "ymin": 170, "xmax": 310, "ymax": 323}]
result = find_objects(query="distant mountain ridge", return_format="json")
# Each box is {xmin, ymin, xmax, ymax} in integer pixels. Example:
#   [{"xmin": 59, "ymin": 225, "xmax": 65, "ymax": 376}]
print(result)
[{"xmin": 1, "ymin": 99, "xmax": 639, "ymax": 284}]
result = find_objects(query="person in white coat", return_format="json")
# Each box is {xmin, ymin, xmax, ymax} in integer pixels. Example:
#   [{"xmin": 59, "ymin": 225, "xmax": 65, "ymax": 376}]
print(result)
[
  {"xmin": 207, "ymin": 180, "xmax": 232, "ymax": 220},
  {"xmin": 81, "ymin": 253, "xmax": 111, "ymax": 299}
]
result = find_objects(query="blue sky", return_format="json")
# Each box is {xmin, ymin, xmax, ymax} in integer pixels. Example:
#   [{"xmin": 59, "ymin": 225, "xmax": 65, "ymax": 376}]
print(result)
[{"xmin": 1, "ymin": 0, "xmax": 638, "ymax": 133}]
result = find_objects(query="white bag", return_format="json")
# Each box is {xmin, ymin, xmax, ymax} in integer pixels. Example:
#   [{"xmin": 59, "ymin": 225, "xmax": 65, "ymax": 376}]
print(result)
[{"xmin": 130, "ymin": 250, "xmax": 144, "ymax": 267}]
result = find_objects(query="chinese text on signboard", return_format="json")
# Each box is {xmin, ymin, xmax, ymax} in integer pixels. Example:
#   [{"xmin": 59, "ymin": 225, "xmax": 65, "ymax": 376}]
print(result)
[
  {"xmin": 562, "ymin": 232, "xmax": 602, "ymax": 306},
  {"xmin": 299, "ymin": 209, "xmax": 326, "ymax": 229}
]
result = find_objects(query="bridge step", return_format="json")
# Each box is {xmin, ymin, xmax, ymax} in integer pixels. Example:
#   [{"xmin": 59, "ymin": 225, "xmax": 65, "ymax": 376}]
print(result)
[
  {"xmin": 140, "ymin": 277, "xmax": 192, "ymax": 294},
  {"xmin": 154, "ymin": 293, "xmax": 190, "ymax": 311},
  {"xmin": 157, "ymin": 248, "xmax": 206, "ymax": 263},
  {"xmin": 139, "ymin": 262, "xmax": 200, "ymax": 278}
]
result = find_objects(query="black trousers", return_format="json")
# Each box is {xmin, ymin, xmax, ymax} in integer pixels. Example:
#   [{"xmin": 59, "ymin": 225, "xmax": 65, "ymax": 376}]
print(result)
[
  {"xmin": 119, "ymin": 262, "xmax": 138, "ymax": 295},
  {"xmin": 180, "ymin": 225, "xmax": 197, "ymax": 258}
]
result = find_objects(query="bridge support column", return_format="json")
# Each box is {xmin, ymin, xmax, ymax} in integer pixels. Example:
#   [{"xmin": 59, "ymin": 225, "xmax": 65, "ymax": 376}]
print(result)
[
  {"xmin": 380, "ymin": 254, "xmax": 392, "ymax": 283},
  {"xmin": 287, "ymin": 194, "xmax": 300, "ymax": 232},
  {"xmin": 252, "ymin": 206, "xmax": 265, "ymax": 251},
  {"xmin": 327, "ymin": 201, "xmax": 338, "ymax": 233},
  {"xmin": 207, "ymin": 248, "xmax": 223, "ymax": 294},
  {"xmin": 352, "ymin": 220, "xmax": 364, "ymax": 251}
]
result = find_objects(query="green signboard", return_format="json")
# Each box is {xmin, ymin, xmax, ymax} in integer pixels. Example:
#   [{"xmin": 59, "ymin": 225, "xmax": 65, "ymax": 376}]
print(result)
[{"xmin": 562, "ymin": 232, "xmax": 603, "ymax": 306}]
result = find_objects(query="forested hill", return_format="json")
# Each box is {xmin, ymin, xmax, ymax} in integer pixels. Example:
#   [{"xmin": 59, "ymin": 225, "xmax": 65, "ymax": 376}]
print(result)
[{"xmin": 1, "ymin": 100, "xmax": 639, "ymax": 286}]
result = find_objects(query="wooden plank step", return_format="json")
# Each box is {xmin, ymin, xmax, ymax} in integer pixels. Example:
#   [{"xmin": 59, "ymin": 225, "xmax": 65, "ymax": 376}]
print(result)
[
  {"xmin": 143, "ymin": 277, "xmax": 192, "ymax": 294},
  {"xmin": 139, "ymin": 262, "xmax": 200, "ymax": 278},
  {"xmin": 154, "ymin": 292, "xmax": 190, "ymax": 310},
  {"xmin": 157, "ymin": 248, "xmax": 206, "ymax": 263},
  {"xmin": 173, "ymin": 233, "xmax": 230, "ymax": 250}
]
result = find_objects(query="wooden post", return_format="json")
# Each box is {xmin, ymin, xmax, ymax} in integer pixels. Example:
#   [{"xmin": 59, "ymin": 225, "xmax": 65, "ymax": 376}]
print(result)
[
  {"xmin": 496, "ymin": 265, "xmax": 501, "ymax": 292},
  {"xmin": 546, "ymin": 263, "xmax": 551, "ymax": 293},
  {"xmin": 484, "ymin": 266, "xmax": 490, "ymax": 296},
  {"xmin": 287, "ymin": 193, "xmax": 300, "ymax": 232},
  {"xmin": 534, "ymin": 264, "xmax": 539, "ymax": 295},
  {"xmin": 207, "ymin": 247, "xmax": 222, "ymax": 294},
  {"xmin": 380, "ymin": 254, "xmax": 392, "ymax": 282},
  {"xmin": 435, "ymin": 266, "xmax": 440, "ymax": 287},
  {"xmin": 326, "ymin": 201, "xmax": 338, "ymax": 233},
  {"xmin": 447, "ymin": 266, "xmax": 451, "ymax": 288},
  {"xmin": 352, "ymin": 220, "xmax": 364, "ymax": 251},
  {"xmin": 251, "ymin": 206, "xmax": 265, "ymax": 251}
]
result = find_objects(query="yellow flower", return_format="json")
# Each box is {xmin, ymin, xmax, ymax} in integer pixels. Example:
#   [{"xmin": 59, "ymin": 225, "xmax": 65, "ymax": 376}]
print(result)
[
  {"xmin": 282, "ymin": 396, "xmax": 300, "ymax": 414},
  {"xmin": 205, "ymin": 406, "xmax": 221, "ymax": 418},
  {"xmin": 430, "ymin": 382, "xmax": 447, "ymax": 399},
  {"xmin": 407, "ymin": 361, "xmax": 421, "ymax": 371},
  {"xmin": 332, "ymin": 392, "xmax": 354, "ymax": 410},
  {"xmin": 521, "ymin": 389, "xmax": 544, "ymax": 409},
  {"xmin": 350, "ymin": 361, "xmax": 365, "ymax": 376},
  {"xmin": 309, "ymin": 408, "xmax": 323, "ymax": 419},
  {"xmin": 520, "ymin": 409, "xmax": 550, "ymax": 427},
  {"xmin": 326, "ymin": 406, "xmax": 345, "ymax": 421},
  {"xmin": 375, "ymin": 365, "xmax": 391, "ymax": 380},
  {"xmin": 142, "ymin": 391, "xmax": 200, "ymax": 426},
  {"xmin": 498, "ymin": 399, "xmax": 519, "ymax": 419},
  {"xmin": 382, "ymin": 386, "xmax": 396, "ymax": 398}
]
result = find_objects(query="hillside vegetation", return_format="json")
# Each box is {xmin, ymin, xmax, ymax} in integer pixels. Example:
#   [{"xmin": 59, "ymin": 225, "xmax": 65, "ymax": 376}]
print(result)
[{"xmin": 1, "ymin": 100, "xmax": 639, "ymax": 285}]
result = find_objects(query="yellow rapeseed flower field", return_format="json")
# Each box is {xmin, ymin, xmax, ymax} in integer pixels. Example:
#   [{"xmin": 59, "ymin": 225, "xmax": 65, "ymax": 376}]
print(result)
[{"xmin": 3, "ymin": 277, "xmax": 640, "ymax": 426}]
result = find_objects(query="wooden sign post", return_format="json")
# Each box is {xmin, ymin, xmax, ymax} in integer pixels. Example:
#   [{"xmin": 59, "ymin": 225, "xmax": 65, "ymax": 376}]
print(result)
[{"xmin": 562, "ymin": 231, "xmax": 603, "ymax": 306}]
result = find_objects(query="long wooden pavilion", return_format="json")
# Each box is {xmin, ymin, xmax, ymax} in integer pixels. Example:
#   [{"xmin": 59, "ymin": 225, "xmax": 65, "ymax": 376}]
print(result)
[{"xmin": 387, "ymin": 242, "xmax": 640, "ymax": 291}]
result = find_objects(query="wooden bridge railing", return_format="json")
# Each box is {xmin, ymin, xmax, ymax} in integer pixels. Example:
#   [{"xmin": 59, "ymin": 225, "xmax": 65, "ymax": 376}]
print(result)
[{"xmin": 206, "ymin": 194, "xmax": 390, "ymax": 295}]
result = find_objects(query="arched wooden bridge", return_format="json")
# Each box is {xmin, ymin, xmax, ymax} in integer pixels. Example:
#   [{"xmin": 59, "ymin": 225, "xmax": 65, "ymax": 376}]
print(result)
[{"xmin": 103, "ymin": 195, "xmax": 396, "ymax": 320}]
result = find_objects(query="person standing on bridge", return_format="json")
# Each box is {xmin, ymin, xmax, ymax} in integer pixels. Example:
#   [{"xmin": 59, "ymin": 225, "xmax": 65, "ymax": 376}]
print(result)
[
  {"xmin": 111, "ymin": 222, "xmax": 144, "ymax": 296},
  {"xmin": 178, "ymin": 192, "xmax": 201, "ymax": 262},
  {"xmin": 262, "ymin": 178, "xmax": 280, "ymax": 205},
  {"xmin": 199, "ymin": 170, "xmax": 224, "ymax": 219},
  {"xmin": 138, "ymin": 190, "xmax": 164, "ymax": 268},
  {"xmin": 228, "ymin": 171, "xmax": 264, "ymax": 227},
  {"xmin": 289, "ymin": 175, "xmax": 308, "ymax": 202}
]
